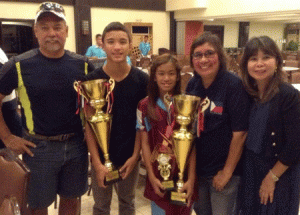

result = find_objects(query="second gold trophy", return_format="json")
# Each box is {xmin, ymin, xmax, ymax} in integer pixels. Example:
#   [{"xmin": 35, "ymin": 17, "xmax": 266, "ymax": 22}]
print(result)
[{"xmin": 74, "ymin": 78, "xmax": 121, "ymax": 185}]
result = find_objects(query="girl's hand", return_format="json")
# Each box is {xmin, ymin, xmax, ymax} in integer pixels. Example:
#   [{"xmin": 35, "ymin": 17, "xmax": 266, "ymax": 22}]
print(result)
[
  {"xmin": 259, "ymin": 172, "xmax": 276, "ymax": 205},
  {"xmin": 179, "ymin": 179, "xmax": 195, "ymax": 207},
  {"xmin": 149, "ymin": 174, "xmax": 165, "ymax": 197}
]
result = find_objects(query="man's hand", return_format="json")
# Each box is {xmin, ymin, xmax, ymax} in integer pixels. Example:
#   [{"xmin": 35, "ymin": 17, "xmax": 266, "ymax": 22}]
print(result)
[
  {"xmin": 4, "ymin": 134, "xmax": 36, "ymax": 157},
  {"xmin": 212, "ymin": 169, "xmax": 232, "ymax": 192},
  {"xmin": 119, "ymin": 156, "xmax": 138, "ymax": 179},
  {"xmin": 95, "ymin": 164, "xmax": 109, "ymax": 188}
]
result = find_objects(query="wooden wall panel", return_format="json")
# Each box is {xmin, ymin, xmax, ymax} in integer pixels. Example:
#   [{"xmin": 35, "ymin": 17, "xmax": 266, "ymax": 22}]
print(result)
[
  {"xmin": 90, "ymin": 0, "xmax": 165, "ymax": 11},
  {"xmin": 74, "ymin": 0, "xmax": 92, "ymax": 55},
  {"xmin": 0, "ymin": 0, "xmax": 74, "ymax": 5},
  {"xmin": 2, "ymin": 0, "xmax": 166, "ymax": 11}
]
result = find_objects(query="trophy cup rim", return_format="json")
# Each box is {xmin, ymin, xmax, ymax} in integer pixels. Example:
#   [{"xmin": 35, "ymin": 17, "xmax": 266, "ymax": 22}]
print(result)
[
  {"xmin": 173, "ymin": 94, "xmax": 201, "ymax": 102},
  {"xmin": 81, "ymin": 79, "xmax": 109, "ymax": 86}
]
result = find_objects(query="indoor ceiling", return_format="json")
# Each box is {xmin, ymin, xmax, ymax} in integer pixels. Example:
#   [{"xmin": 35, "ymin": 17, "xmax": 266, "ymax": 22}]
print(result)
[{"xmin": 202, "ymin": 10, "xmax": 300, "ymax": 23}]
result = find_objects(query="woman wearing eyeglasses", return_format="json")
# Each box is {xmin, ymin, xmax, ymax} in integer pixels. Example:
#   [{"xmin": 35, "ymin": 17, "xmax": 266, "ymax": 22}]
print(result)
[{"xmin": 185, "ymin": 32, "xmax": 251, "ymax": 215}]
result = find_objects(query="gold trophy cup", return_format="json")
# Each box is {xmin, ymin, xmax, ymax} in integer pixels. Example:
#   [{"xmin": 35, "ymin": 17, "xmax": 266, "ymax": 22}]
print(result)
[
  {"xmin": 170, "ymin": 94, "xmax": 201, "ymax": 205},
  {"xmin": 74, "ymin": 78, "xmax": 121, "ymax": 185}
]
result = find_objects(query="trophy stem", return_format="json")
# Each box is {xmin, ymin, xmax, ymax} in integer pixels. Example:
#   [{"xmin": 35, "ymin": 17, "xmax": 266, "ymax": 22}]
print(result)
[
  {"xmin": 179, "ymin": 125, "xmax": 187, "ymax": 132},
  {"xmin": 176, "ymin": 172, "xmax": 184, "ymax": 190},
  {"xmin": 104, "ymin": 154, "xmax": 114, "ymax": 172},
  {"xmin": 95, "ymin": 109, "xmax": 104, "ymax": 117}
]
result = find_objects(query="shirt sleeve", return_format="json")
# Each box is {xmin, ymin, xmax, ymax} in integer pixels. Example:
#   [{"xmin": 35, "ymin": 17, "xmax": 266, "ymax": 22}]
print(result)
[
  {"xmin": 85, "ymin": 46, "xmax": 93, "ymax": 57},
  {"xmin": 136, "ymin": 99, "xmax": 151, "ymax": 131},
  {"xmin": 226, "ymin": 81, "xmax": 251, "ymax": 131},
  {"xmin": 87, "ymin": 60, "xmax": 95, "ymax": 73},
  {"xmin": 0, "ymin": 59, "xmax": 18, "ymax": 96},
  {"xmin": 278, "ymin": 88, "xmax": 300, "ymax": 166}
]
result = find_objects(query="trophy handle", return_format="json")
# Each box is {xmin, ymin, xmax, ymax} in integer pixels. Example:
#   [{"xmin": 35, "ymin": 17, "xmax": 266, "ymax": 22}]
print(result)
[
  {"xmin": 73, "ymin": 81, "xmax": 89, "ymax": 101},
  {"xmin": 105, "ymin": 78, "xmax": 115, "ymax": 102},
  {"xmin": 73, "ymin": 81, "xmax": 80, "ymax": 92},
  {"xmin": 199, "ymin": 97, "xmax": 210, "ymax": 113},
  {"xmin": 108, "ymin": 78, "xmax": 115, "ymax": 92}
]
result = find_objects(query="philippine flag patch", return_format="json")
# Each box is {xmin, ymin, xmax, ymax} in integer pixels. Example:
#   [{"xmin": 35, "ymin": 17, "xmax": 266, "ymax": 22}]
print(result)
[{"xmin": 210, "ymin": 101, "xmax": 223, "ymax": 115}]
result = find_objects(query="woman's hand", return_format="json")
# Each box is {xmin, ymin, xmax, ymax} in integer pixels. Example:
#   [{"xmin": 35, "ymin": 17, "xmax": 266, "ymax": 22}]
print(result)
[{"xmin": 259, "ymin": 172, "xmax": 276, "ymax": 205}]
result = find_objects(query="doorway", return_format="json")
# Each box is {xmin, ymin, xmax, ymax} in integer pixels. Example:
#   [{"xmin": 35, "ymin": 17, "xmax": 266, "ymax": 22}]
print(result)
[
  {"xmin": 204, "ymin": 25, "xmax": 224, "ymax": 45},
  {"xmin": 0, "ymin": 20, "xmax": 38, "ymax": 58}
]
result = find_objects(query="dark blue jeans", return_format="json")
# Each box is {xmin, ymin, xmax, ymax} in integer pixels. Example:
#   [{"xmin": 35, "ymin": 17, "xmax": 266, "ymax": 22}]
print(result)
[{"xmin": 194, "ymin": 175, "xmax": 241, "ymax": 215}]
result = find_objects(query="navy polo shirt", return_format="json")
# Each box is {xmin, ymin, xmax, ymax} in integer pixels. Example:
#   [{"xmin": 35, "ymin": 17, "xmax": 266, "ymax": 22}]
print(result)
[{"xmin": 186, "ymin": 70, "xmax": 250, "ymax": 177}]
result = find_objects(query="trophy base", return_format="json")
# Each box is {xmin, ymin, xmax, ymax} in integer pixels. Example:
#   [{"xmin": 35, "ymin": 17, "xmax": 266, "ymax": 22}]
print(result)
[
  {"xmin": 170, "ymin": 191, "xmax": 187, "ymax": 206},
  {"xmin": 104, "ymin": 170, "xmax": 121, "ymax": 185},
  {"xmin": 162, "ymin": 180, "xmax": 175, "ymax": 191}
]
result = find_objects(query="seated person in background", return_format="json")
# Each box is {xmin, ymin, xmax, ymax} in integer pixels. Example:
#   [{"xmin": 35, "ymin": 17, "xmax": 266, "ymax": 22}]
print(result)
[
  {"xmin": 87, "ymin": 34, "xmax": 132, "ymax": 66},
  {"xmin": 85, "ymin": 34, "xmax": 107, "ymax": 58},
  {"xmin": 139, "ymin": 35, "xmax": 151, "ymax": 57},
  {"xmin": 0, "ymin": 48, "xmax": 22, "ymax": 149},
  {"xmin": 158, "ymin": 48, "xmax": 170, "ymax": 56}
]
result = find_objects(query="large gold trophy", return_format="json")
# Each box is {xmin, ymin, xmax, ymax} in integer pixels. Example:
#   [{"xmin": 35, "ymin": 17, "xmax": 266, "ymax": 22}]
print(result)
[
  {"xmin": 74, "ymin": 78, "xmax": 121, "ymax": 185},
  {"xmin": 170, "ymin": 94, "xmax": 209, "ymax": 205}
]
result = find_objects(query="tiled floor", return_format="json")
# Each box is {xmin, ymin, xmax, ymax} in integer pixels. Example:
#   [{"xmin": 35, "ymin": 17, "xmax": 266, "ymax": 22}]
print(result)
[
  {"xmin": 48, "ymin": 174, "xmax": 197, "ymax": 215},
  {"xmin": 49, "ymin": 174, "xmax": 150, "ymax": 215},
  {"xmin": 48, "ymin": 175, "xmax": 300, "ymax": 215}
]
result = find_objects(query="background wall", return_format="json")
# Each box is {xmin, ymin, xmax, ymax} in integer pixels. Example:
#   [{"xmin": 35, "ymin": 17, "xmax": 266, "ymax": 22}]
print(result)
[
  {"xmin": 0, "ymin": 1, "xmax": 76, "ymax": 52},
  {"xmin": 0, "ymin": 1, "xmax": 170, "ymax": 55},
  {"xmin": 174, "ymin": 0, "xmax": 300, "ymax": 20},
  {"xmin": 248, "ymin": 22, "xmax": 285, "ymax": 50},
  {"xmin": 176, "ymin": 21, "xmax": 185, "ymax": 54},
  {"xmin": 185, "ymin": 21, "xmax": 203, "ymax": 55},
  {"xmin": 166, "ymin": 0, "xmax": 207, "ymax": 11},
  {"xmin": 176, "ymin": 21, "xmax": 239, "ymax": 54},
  {"xmin": 203, "ymin": 21, "xmax": 239, "ymax": 48},
  {"xmin": 90, "ymin": 7, "xmax": 170, "ymax": 55}
]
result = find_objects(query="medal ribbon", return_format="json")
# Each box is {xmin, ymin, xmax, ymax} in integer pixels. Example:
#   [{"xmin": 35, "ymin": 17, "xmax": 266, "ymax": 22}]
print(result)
[
  {"xmin": 75, "ymin": 81, "xmax": 82, "ymax": 115},
  {"xmin": 197, "ymin": 110, "xmax": 204, "ymax": 137},
  {"xmin": 197, "ymin": 98, "xmax": 209, "ymax": 137},
  {"xmin": 166, "ymin": 102, "xmax": 176, "ymax": 139},
  {"xmin": 105, "ymin": 82, "xmax": 114, "ymax": 114},
  {"xmin": 150, "ymin": 102, "xmax": 176, "ymax": 163}
]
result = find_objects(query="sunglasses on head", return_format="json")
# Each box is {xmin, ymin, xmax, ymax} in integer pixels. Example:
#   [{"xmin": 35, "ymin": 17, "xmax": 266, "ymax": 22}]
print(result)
[{"xmin": 39, "ymin": 2, "xmax": 64, "ymax": 13}]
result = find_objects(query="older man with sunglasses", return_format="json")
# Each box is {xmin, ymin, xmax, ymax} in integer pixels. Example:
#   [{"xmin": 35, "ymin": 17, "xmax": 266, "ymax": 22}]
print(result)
[{"xmin": 0, "ymin": 2, "xmax": 94, "ymax": 214}]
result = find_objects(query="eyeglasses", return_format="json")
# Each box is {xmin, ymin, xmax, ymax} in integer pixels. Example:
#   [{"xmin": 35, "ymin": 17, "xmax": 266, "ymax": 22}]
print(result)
[
  {"xmin": 38, "ymin": 2, "xmax": 65, "ymax": 13},
  {"xmin": 192, "ymin": 50, "xmax": 216, "ymax": 60}
]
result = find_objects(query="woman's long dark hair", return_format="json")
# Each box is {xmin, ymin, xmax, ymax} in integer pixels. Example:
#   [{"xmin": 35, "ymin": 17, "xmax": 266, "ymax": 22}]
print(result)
[
  {"xmin": 240, "ymin": 36, "xmax": 285, "ymax": 102},
  {"xmin": 147, "ymin": 54, "xmax": 181, "ymax": 120}
]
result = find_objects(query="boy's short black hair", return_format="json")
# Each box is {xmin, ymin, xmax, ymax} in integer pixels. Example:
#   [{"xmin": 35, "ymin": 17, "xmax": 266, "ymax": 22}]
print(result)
[
  {"xmin": 95, "ymin": 34, "xmax": 102, "ymax": 39},
  {"xmin": 102, "ymin": 22, "xmax": 132, "ymax": 43}
]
